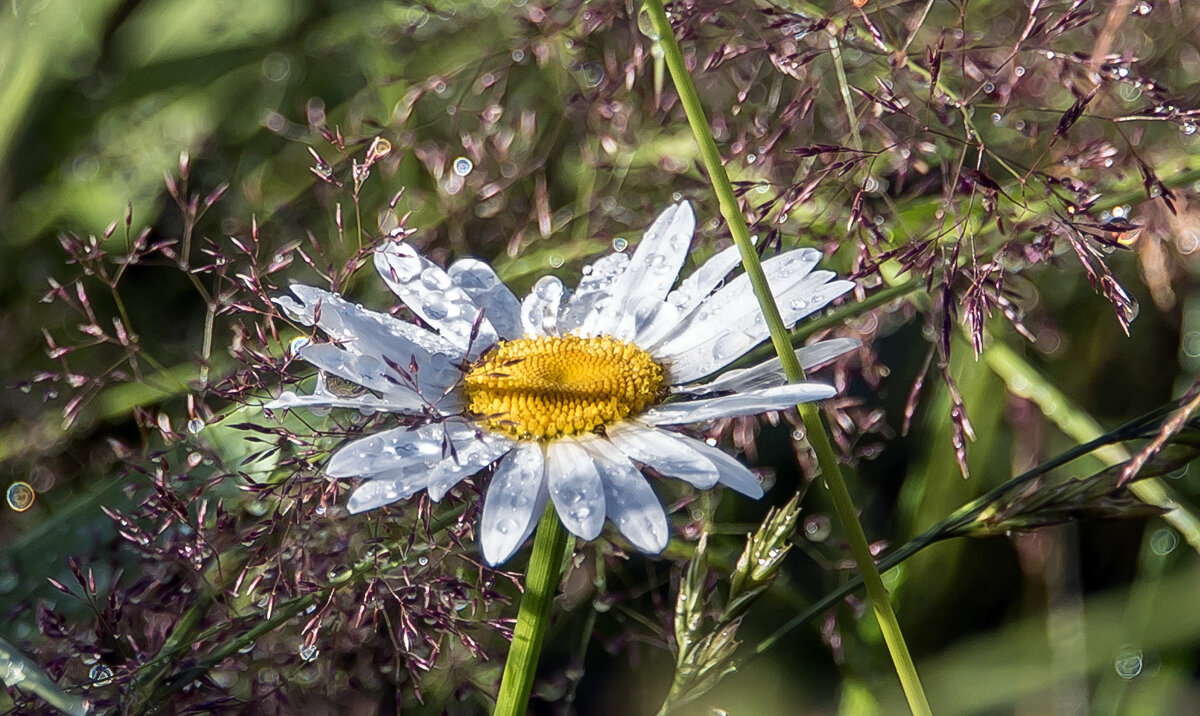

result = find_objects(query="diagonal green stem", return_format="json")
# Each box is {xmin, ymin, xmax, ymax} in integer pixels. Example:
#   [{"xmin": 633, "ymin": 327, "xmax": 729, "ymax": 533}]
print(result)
[
  {"xmin": 641, "ymin": 2, "xmax": 932, "ymax": 713},
  {"xmin": 494, "ymin": 505, "xmax": 569, "ymax": 716}
]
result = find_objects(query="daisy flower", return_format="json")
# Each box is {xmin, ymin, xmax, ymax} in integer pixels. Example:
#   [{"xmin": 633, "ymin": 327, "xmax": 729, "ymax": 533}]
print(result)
[{"xmin": 268, "ymin": 202, "xmax": 856, "ymax": 565}]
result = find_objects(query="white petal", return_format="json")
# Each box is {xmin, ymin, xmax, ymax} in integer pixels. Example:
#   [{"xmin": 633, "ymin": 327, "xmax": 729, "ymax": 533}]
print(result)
[
  {"xmin": 265, "ymin": 373, "xmax": 430, "ymax": 415},
  {"xmin": 582, "ymin": 440, "xmax": 669, "ymax": 554},
  {"xmin": 296, "ymin": 343, "xmax": 414, "ymax": 398},
  {"xmin": 641, "ymin": 383, "xmax": 836, "ymax": 425},
  {"xmin": 545, "ymin": 439, "xmax": 606, "ymax": 540},
  {"xmin": 480, "ymin": 443, "xmax": 549, "ymax": 565},
  {"xmin": 521, "ymin": 276, "xmax": 564, "ymax": 337},
  {"xmin": 605, "ymin": 422, "xmax": 720, "ymax": 489},
  {"xmin": 347, "ymin": 478, "xmax": 424, "ymax": 513},
  {"xmin": 681, "ymin": 338, "xmax": 861, "ymax": 395},
  {"xmin": 279, "ymin": 285, "xmax": 457, "ymax": 356},
  {"xmin": 426, "ymin": 432, "xmax": 515, "ymax": 502},
  {"xmin": 447, "ymin": 258, "xmax": 524, "ymax": 340},
  {"xmin": 677, "ymin": 437, "xmax": 765, "ymax": 498},
  {"xmin": 646, "ymin": 248, "xmax": 821, "ymax": 353},
  {"xmin": 374, "ymin": 242, "xmax": 498, "ymax": 357},
  {"xmin": 326, "ymin": 419, "xmax": 511, "ymax": 484},
  {"xmin": 559, "ymin": 253, "xmax": 629, "ymax": 335},
  {"xmin": 343, "ymin": 430, "xmax": 514, "ymax": 512},
  {"xmin": 275, "ymin": 286, "xmax": 462, "ymax": 399},
  {"xmin": 633, "ymin": 240, "xmax": 747, "ymax": 347},
  {"xmin": 654, "ymin": 263, "xmax": 855, "ymax": 383},
  {"xmin": 603, "ymin": 202, "xmax": 695, "ymax": 339}
]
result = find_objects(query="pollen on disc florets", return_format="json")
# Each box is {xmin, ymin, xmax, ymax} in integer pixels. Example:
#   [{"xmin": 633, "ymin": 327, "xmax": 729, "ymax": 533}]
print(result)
[{"xmin": 462, "ymin": 334, "xmax": 665, "ymax": 441}]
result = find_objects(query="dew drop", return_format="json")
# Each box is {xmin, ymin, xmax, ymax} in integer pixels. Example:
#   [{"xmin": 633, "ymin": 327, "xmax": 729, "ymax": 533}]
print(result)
[
  {"xmin": 612, "ymin": 237, "xmax": 628, "ymax": 252},
  {"xmin": 288, "ymin": 336, "xmax": 311, "ymax": 356},
  {"xmin": 7, "ymin": 482, "xmax": 34, "ymax": 512},
  {"xmin": 1150, "ymin": 528, "xmax": 1178, "ymax": 555},
  {"xmin": 548, "ymin": 254, "xmax": 565, "ymax": 268},
  {"xmin": 1133, "ymin": 1, "xmax": 1152, "ymax": 15},
  {"xmin": 804, "ymin": 515, "xmax": 832, "ymax": 542},
  {"xmin": 238, "ymin": 642, "xmax": 256, "ymax": 654},
  {"xmin": 578, "ymin": 62, "xmax": 605, "ymax": 88},
  {"xmin": 418, "ymin": 556, "xmax": 429, "ymax": 566},
  {"xmin": 299, "ymin": 644, "xmax": 319, "ymax": 662},
  {"xmin": 453, "ymin": 157, "xmax": 474, "ymax": 176},
  {"xmin": 187, "ymin": 418, "xmax": 204, "ymax": 434},
  {"xmin": 511, "ymin": 48, "xmax": 526, "ymax": 62},
  {"xmin": 1114, "ymin": 646, "xmax": 1143, "ymax": 678},
  {"xmin": 89, "ymin": 664, "xmax": 114, "ymax": 686},
  {"xmin": 314, "ymin": 504, "xmax": 327, "ymax": 516}
]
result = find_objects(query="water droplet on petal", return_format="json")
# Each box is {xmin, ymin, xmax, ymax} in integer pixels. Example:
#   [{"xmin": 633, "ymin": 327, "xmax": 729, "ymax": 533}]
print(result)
[
  {"xmin": 453, "ymin": 157, "xmax": 474, "ymax": 176},
  {"xmin": 420, "ymin": 267, "xmax": 452, "ymax": 291},
  {"xmin": 711, "ymin": 334, "xmax": 743, "ymax": 361}
]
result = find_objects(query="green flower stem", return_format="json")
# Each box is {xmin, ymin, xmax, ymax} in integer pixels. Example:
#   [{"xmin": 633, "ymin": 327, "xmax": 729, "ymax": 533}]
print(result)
[
  {"xmin": 641, "ymin": 3, "xmax": 932, "ymax": 714},
  {"xmin": 494, "ymin": 504, "xmax": 569, "ymax": 716}
]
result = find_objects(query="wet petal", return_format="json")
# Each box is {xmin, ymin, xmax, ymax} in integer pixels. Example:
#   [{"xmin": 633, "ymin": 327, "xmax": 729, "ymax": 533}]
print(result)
[
  {"xmin": 583, "ymin": 440, "xmax": 669, "ymax": 555},
  {"xmin": 327, "ymin": 423, "xmax": 455, "ymax": 479},
  {"xmin": 680, "ymin": 338, "xmax": 861, "ymax": 395},
  {"xmin": 546, "ymin": 439, "xmax": 605, "ymax": 540},
  {"xmin": 347, "ymin": 477, "xmax": 428, "ymax": 513},
  {"xmin": 641, "ymin": 383, "xmax": 836, "ymax": 425},
  {"xmin": 479, "ymin": 442, "xmax": 548, "ymax": 566},
  {"xmin": 632, "ymin": 242, "xmax": 745, "ymax": 347},
  {"xmin": 275, "ymin": 286, "xmax": 462, "ymax": 399},
  {"xmin": 426, "ymin": 431, "xmax": 515, "ymax": 502},
  {"xmin": 326, "ymin": 419, "xmax": 511, "ymax": 486},
  {"xmin": 278, "ymin": 285, "xmax": 457, "ymax": 357},
  {"xmin": 677, "ymin": 436, "xmax": 765, "ymax": 498},
  {"xmin": 605, "ymin": 422, "xmax": 720, "ymax": 488},
  {"xmin": 654, "ymin": 260, "xmax": 854, "ymax": 383},
  {"xmin": 265, "ymin": 372, "xmax": 432, "ymax": 414},
  {"xmin": 603, "ymin": 202, "xmax": 695, "ymax": 339},
  {"xmin": 374, "ymin": 242, "xmax": 498, "ymax": 358},
  {"xmin": 521, "ymin": 276, "xmax": 564, "ymax": 336},
  {"xmin": 447, "ymin": 258, "xmax": 524, "ymax": 340},
  {"xmin": 560, "ymin": 253, "xmax": 629, "ymax": 335}
]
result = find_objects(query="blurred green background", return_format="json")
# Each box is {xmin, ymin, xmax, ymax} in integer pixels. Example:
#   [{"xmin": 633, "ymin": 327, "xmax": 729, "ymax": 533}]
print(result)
[{"xmin": 2, "ymin": 0, "xmax": 1199, "ymax": 713}]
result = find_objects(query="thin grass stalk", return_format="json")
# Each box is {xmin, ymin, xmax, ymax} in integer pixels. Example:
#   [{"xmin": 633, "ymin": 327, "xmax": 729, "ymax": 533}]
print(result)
[
  {"xmin": 640, "ymin": 2, "xmax": 932, "ymax": 713},
  {"xmin": 983, "ymin": 339, "xmax": 1200, "ymax": 553},
  {"xmin": 494, "ymin": 505, "xmax": 569, "ymax": 716},
  {"xmin": 745, "ymin": 398, "xmax": 1180, "ymax": 667}
]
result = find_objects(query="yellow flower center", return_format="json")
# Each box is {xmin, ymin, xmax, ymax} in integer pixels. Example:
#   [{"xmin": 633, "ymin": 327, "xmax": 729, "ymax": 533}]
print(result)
[{"xmin": 463, "ymin": 335, "xmax": 665, "ymax": 441}]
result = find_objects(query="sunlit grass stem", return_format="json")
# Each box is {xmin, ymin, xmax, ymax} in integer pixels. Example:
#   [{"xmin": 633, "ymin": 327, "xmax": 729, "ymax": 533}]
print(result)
[{"xmin": 640, "ymin": 2, "xmax": 932, "ymax": 713}]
